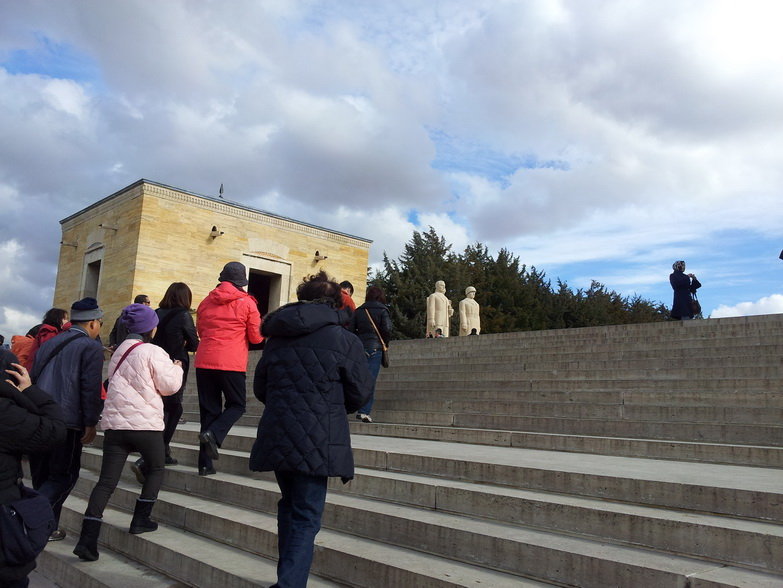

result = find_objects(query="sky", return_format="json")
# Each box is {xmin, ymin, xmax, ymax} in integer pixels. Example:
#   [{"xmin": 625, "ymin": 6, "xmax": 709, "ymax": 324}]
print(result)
[{"xmin": 1, "ymin": 0, "xmax": 782, "ymax": 337}]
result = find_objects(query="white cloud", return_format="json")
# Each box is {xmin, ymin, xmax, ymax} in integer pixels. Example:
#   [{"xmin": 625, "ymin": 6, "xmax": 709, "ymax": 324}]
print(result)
[
  {"xmin": 0, "ymin": 306, "xmax": 39, "ymax": 340},
  {"xmin": 0, "ymin": 0, "xmax": 782, "ymax": 327},
  {"xmin": 711, "ymin": 294, "xmax": 783, "ymax": 318}
]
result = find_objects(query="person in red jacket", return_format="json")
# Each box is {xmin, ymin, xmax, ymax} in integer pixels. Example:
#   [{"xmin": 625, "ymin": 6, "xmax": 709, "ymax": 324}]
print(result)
[
  {"xmin": 194, "ymin": 262, "xmax": 262, "ymax": 476},
  {"xmin": 24, "ymin": 308, "xmax": 69, "ymax": 371}
]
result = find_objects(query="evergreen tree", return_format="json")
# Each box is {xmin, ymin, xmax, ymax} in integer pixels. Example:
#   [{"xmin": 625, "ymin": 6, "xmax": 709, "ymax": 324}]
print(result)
[{"xmin": 375, "ymin": 229, "xmax": 668, "ymax": 339}]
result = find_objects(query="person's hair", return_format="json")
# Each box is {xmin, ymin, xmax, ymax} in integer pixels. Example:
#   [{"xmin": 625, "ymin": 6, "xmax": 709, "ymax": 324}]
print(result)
[
  {"xmin": 134, "ymin": 294, "xmax": 150, "ymax": 304},
  {"xmin": 365, "ymin": 286, "xmax": 387, "ymax": 304},
  {"xmin": 339, "ymin": 280, "xmax": 354, "ymax": 294},
  {"xmin": 42, "ymin": 308, "xmax": 68, "ymax": 328},
  {"xmin": 159, "ymin": 282, "xmax": 192, "ymax": 309},
  {"xmin": 0, "ymin": 349, "xmax": 18, "ymax": 374},
  {"xmin": 297, "ymin": 271, "xmax": 343, "ymax": 307},
  {"xmin": 26, "ymin": 325, "xmax": 41, "ymax": 337},
  {"xmin": 139, "ymin": 330, "xmax": 155, "ymax": 343}
]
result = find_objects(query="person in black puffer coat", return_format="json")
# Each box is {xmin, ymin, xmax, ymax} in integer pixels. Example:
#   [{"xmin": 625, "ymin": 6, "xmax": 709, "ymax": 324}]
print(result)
[
  {"xmin": 0, "ymin": 352, "xmax": 66, "ymax": 587},
  {"xmin": 250, "ymin": 271, "xmax": 371, "ymax": 588}
]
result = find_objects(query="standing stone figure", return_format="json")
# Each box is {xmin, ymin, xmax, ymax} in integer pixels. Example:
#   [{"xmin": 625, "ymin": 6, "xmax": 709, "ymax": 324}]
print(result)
[
  {"xmin": 459, "ymin": 286, "xmax": 481, "ymax": 336},
  {"xmin": 426, "ymin": 280, "xmax": 453, "ymax": 337}
]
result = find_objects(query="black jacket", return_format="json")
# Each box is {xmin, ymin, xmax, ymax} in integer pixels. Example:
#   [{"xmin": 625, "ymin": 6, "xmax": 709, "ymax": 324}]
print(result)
[
  {"xmin": 0, "ymin": 381, "xmax": 65, "ymax": 580},
  {"xmin": 670, "ymin": 271, "xmax": 702, "ymax": 319},
  {"xmin": 351, "ymin": 301, "xmax": 392, "ymax": 350},
  {"xmin": 31, "ymin": 326, "xmax": 103, "ymax": 429},
  {"xmin": 152, "ymin": 307, "xmax": 199, "ymax": 363},
  {"xmin": 249, "ymin": 301, "xmax": 371, "ymax": 480}
]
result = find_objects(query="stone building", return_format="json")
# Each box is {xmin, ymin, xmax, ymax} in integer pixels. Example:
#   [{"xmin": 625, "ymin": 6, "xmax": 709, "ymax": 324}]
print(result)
[{"xmin": 54, "ymin": 179, "xmax": 371, "ymax": 335}]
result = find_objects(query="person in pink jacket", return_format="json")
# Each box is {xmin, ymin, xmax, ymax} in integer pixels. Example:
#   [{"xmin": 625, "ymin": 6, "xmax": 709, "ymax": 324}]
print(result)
[
  {"xmin": 194, "ymin": 261, "xmax": 263, "ymax": 476},
  {"xmin": 73, "ymin": 303, "xmax": 183, "ymax": 562}
]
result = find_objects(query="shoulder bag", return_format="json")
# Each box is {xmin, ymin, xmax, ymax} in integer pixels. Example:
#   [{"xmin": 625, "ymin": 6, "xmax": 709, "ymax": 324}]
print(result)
[
  {"xmin": 0, "ymin": 484, "xmax": 55, "ymax": 566},
  {"xmin": 690, "ymin": 292, "xmax": 702, "ymax": 317},
  {"xmin": 364, "ymin": 309, "xmax": 389, "ymax": 368},
  {"xmin": 103, "ymin": 341, "xmax": 145, "ymax": 392}
]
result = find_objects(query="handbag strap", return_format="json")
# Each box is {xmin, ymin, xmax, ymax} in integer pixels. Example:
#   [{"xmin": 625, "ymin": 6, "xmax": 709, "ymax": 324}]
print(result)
[
  {"xmin": 109, "ymin": 341, "xmax": 145, "ymax": 379},
  {"xmin": 32, "ymin": 330, "xmax": 86, "ymax": 382},
  {"xmin": 364, "ymin": 309, "xmax": 388, "ymax": 351}
]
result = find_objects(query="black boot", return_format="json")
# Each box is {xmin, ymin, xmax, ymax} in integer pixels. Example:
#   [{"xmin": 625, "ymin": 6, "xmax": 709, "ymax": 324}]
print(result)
[
  {"xmin": 73, "ymin": 517, "xmax": 102, "ymax": 561},
  {"xmin": 130, "ymin": 458, "xmax": 146, "ymax": 484},
  {"xmin": 129, "ymin": 499, "xmax": 158, "ymax": 534},
  {"xmin": 164, "ymin": 446, "xmax": 178, "ymax": 466}
]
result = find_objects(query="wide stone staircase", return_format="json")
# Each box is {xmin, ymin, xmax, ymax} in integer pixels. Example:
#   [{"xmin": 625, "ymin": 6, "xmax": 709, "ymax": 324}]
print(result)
[{"xmin": 36, "ymin": 314, "xmax": 783, "ymax": 587}]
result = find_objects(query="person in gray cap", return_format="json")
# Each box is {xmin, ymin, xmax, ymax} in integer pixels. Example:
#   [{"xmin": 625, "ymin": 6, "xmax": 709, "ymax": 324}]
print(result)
[
  {"xmin": 29, "ymin": 297, "xmax": 105, "ymax": 541},
  {"xmin": 194, "ymin": 262, "xmax": 262, "ymax": 476}
]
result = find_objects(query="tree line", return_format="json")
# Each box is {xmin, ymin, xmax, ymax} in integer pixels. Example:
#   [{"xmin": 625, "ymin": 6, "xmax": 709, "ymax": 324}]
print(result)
[{"xmin": 369, "ymin": 228, "xmax": 669, "ymax": 340}]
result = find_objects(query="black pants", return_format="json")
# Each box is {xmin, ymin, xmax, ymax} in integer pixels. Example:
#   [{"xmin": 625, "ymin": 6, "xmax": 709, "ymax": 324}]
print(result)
[
  {"xmin": 162, "ymin": 358, "xmax": 189, "ymax": 448},
  {"xmin": 29, "ymin": 428, "xmax": 83, "ymax": 526},
  {"xmin": 196, "ymin": 368, "xmax": 246, "ymax": 470},
  {"xmin": 85, "ymin": 429, "xmax": 165, "ymax": 519}
]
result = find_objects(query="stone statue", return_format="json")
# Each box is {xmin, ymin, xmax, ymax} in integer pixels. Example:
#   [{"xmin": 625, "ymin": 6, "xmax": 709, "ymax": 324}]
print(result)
[
  {"xmin": 459, "ymin": 286, "xmax": 481, "ymax": 336},
  {"xmin": 426, "ymin": 280, "xmax": 453, "ymax": 337}
]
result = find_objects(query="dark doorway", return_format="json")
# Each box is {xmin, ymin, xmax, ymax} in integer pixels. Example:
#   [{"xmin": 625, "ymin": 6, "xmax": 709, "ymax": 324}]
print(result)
[
  {"xmin": 248, "ymin": 271, "xmax": 272, "ymax": 317},
  {"xmin": 248, "ymin": 269, "xmax": 277, "ymax": 350}
]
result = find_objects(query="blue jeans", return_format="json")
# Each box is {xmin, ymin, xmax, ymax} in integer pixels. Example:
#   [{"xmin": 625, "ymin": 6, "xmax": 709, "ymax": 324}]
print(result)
[
  {"xmin": 272, "ymin": 471, "xmax": 328, "ymax": 588},
  {"xmin": 359, "ymin": 348, "xmax": 382, "ymax": 415}
]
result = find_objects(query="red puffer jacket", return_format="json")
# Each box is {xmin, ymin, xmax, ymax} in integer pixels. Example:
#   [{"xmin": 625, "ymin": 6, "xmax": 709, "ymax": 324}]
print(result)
[{"xmin": 195, "ymin": 282, "xmax": 263, "ymax": 372}]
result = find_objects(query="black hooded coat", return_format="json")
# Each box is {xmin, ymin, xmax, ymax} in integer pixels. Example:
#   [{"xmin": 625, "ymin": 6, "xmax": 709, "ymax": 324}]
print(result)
[{"xmin": 249, "ymin": 301, "xmax": 371, "ymax": 480}]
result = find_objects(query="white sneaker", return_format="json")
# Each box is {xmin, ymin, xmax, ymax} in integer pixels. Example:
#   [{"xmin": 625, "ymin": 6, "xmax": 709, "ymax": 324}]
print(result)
[{"xmin": 361, "ymin": 414, "xmax": 373, "ymax": 423}]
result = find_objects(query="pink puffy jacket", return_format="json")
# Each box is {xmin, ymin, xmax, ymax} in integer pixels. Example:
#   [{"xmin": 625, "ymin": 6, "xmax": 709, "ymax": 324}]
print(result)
[
  {"xmin": 101, "ymin": 339, "xmax": 183, "ymax": 431},
  {"xmin": 195, "ymin": 282, "xmax": 263, "ymax": 372}
]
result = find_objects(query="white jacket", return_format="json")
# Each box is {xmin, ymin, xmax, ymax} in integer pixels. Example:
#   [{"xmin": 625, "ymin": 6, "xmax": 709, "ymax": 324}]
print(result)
[{"xmin": 101, "ymin": 338, "xmax": 183, "ymax": 431}]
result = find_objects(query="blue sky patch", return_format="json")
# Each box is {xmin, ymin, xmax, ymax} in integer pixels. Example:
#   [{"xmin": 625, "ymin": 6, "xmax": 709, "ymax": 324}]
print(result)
[
  {"xmin": 428, "ymin": 128, "xmax": 569, "ymax": 187},
  {"xmin": 3, "ymin": 33, "xmax": 101, "ymax": 84}
]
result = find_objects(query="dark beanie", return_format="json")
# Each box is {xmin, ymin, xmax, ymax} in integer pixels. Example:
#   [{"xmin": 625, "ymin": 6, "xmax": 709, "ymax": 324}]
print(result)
[
  {"xmin": 70, "ymin": 297, "xmax": 104, "ymax": 322},
  {"xmin": 218, "ymin": 261, "xmax": 249, "ymax": 288},
  {"xmin": 121, "ymin": 303, "xmax": 159, "ymax": 334}
]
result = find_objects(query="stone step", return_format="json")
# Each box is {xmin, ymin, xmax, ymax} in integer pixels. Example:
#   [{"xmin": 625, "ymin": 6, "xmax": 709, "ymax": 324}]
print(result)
[
  {"xmin": 67, "ymin": 471, "xmax": 548, "ymax": 588},
  {"xmin": 389, "ymin": 345, "xmax": 783, "ymax": 364},
  {"xmin": 378, "ymin": 365, "xmax": 781, "ymax": 380},
  {"xmin": 149, "ymin": 426, "xmax": 783, "ymax": 523},
  {"xmin": 376, "ymin": 378, "xmax": 777, "ymax": 391},
  {"xmin": 83, "ymin": 448, "xmax": 782, "ymax": 572},
  {"xmin": 357, "ymin": 410, "xmax": 783, "ymax": 446},
  {"xmin": 37, "ymin": 534, "xmax": 187, "ymax": 587},
  {"xmin": 364, "ymin": 399, "xmax": 783, "ymax": 424},
  {"xmin": 58, "ymin": 495, "xmax": 340, "ymax": 588},
  {"xmin": 387, "ymin": 342, "xmax": 783, "ymax": 362},
  {"xmin": 188, "ymin": 399, "xmax": 783, "ymax": 423},
  {"xmin": 347, "ymin": 421, "xmax": 783, "ymax": 468},
  {"xmin": 386, "ymin": 328, "xmax": 783, "ymax": 348},
  {"xmin": 361, "ymin": 388, "xmax": 783, "ymax": 408},
  {"xmin": 175, "ymin": 412, "xmax": 783, "ymax": 468},
  {"xmin": 74, "ymin": 452, "xmax": 783, "ymax": 587}
]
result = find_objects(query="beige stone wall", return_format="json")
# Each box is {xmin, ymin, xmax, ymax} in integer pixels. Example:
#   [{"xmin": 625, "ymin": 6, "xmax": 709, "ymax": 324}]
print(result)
[
  {"xmin": 54, "ymin": 185, "xmax": 145, "ymax": 333},
  {"xmin": 53, "ymin": 180, "xmax": 371, "ymax": 338}
]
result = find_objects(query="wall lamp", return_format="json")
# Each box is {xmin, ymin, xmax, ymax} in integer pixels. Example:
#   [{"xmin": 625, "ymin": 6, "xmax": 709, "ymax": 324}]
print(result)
[
  {"xmin": 314, "ymin": 250, "xmax": 328, "ymax": 261},
  {"xmin": 210, "ymin": 226, "xmax": 225, "ymax": 239},
  {"xmin": 60, "ymin": 241, "xmax": 78, "ymax": 248},
  {"xmin": 99, "ymin": 223, "xmax": 119, "ymax": 231}
]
